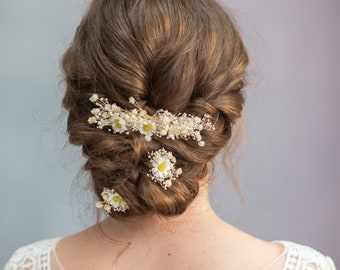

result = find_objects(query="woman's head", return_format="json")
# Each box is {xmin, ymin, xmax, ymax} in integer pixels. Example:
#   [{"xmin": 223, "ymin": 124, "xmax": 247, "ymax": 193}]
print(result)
[{"xmin": 61, "ymin": 0, "xmax": 248, "ymax": 219}]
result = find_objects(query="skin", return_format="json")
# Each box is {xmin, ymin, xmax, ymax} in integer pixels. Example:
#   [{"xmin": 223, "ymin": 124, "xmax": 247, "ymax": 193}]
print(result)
[{"xmin": 56, "ymin": 184, "xmax": 285, "ymax": 270}]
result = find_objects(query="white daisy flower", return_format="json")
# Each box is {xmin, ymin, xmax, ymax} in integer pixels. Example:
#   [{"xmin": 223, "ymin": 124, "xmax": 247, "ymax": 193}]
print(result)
[
  {"xmin": 137, "ymin": 119, "xmax": 157, "ymax": 141},
  {"xmin": 150, "ymin": 155, "xmax": 172, "ymax": 179},
  {"xmin": 147, "ymin": 148, "xmax": 182, "ymax": 189},
  {"xmin": 110, "ymin": 113, "xmax": 128, "ymax": 133}
]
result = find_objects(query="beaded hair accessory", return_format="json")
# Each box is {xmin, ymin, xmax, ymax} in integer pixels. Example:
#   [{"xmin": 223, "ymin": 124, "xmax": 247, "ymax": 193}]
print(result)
[{"xmin": 88, "ymin": 94, "xmax": 215, "ymax": 212}]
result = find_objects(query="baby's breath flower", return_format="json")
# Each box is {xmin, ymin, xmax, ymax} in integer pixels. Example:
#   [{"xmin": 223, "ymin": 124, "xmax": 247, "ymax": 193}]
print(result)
[
  {"xmin": 198, "ymin": 141, "xmax": 205, "ymax": 147},
  {"xmin": 89, "ymin": 94, "xmax": 99, "ymax": 103},
  {"xmin": 88, "ymin": 116, "xmax": 97, "ymax": 124},
  {"xmin": 91, "ymin": 108, "xmax": 100, "ymax": 115},
  {"xmin": 96, "ymin": 201, "xmax": 104, "ymax": 209}
]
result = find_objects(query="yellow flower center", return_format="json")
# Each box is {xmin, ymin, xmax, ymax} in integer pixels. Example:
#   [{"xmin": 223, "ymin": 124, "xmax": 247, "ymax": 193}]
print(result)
[
  {"xmin": 113, "ymin": 195, "xmax": 122, "ymax": 203},
  {"xmin": 114, "ymin": 119, "xmax": 122, "ymax": 129},
  {"xmin": 143, "ymin": 123, "xmax": 153, "ymax": 133},
  {"xmin": 158, "ymin": 162, "xmax": 167, "ymax": 173}
]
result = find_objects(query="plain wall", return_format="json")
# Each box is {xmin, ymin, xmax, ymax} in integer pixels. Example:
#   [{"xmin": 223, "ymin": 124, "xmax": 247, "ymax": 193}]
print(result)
[{"xmin": 1, "ymin": 0, "xmax": 339, "ymax": 266}]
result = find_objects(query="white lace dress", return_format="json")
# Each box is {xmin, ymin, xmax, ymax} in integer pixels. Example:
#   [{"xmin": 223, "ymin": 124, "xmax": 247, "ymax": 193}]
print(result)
[{"xmin": 4, "ymin": 238, "xmax": 336, "ymax": 270}]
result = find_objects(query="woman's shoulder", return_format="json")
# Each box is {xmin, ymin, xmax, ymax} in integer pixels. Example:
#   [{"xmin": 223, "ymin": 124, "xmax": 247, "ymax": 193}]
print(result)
[
  {"xmin": 196, "ymin": 222, "xmax": 337, "ymax": 270},
  {"xmin": 4, "ymin": 237, "xmax": 60, "ymax": 270},
  {"xmin": 270, "ymin": 240, "xmax": 336, "ymax": 270}
]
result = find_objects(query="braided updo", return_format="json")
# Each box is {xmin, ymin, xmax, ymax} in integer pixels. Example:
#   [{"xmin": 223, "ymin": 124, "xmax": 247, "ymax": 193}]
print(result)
[{"xmin": 61, "ymin": 0, "xmax": 248, "ymax": 219}]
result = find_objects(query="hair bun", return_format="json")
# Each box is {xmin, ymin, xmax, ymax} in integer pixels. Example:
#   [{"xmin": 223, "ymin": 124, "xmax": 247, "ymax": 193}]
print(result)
[{"xmin": 62, "ymin": 0, "xmax": 248, "ymax": 219}]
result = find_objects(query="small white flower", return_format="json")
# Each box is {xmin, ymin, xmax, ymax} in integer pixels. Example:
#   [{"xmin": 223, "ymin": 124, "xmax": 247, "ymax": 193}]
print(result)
[
  {"xmin": 110, "ymin": 103, "xmax": 121, "ymax": 113},
  {"xmin": 198, "ymin": 141, "xmax": 205, "ymax": 147},
  {"xmin": 89, "ymin": 94, "xmax": 99, "ymax": 103},
  {"xmin": 110, "ymin": 113, "xmax": 128, "ymax": 133},
  {"xmin": 129, "ymin": 96, "xmax": 136, "ymax": 104},
  {"xmin": 96, "ymin": 201, "xmax": 104, "ymax": 208},
  {"xmin": 96, "ymin": 188, "xmax": 129, "ymax": 213},
  {"xmin": 164, "ymin": 180, "xmax": 172, "ymax": 189},
  {"xmin": 195, "ymin": 132, "xmax": 202, "ymax": 142},
  {"xmin": 88, "ymin": 116, "xmax": 97, "ymax": 124},
  {"xmin": 104, "ymin": 204, "xmax": 111, "ymax": 213},
  {"xmin": 150, "ymin": 155, "xmax": 172, "ymax": 179},
  {"xmin": 147, "ymin": 148, "xmax": 182, "ymax": 189},
  {"xmin": 91, "ymin": 108, "xmax": 100, "ymax": 115},
  {"xmin": 137, "ymin": 119, "xmax": 157, "ymax": 139},
  {"xmin": 167, "ymin": 122, "xmax": 182, "ymax": 139},
  {"xmin": 194, "ymin": 117, "xmax": 201, "ymax": 124},
  {"xmin": 102, "ymin": 111, "xmax": 112, "ymax": 119},
  {"xmin": 159, "ymin": 129, "xmax": 168, "ymax": 136}
]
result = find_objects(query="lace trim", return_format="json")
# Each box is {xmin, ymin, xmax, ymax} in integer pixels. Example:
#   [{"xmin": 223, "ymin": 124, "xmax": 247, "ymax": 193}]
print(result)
[
  {"xmin": 261, "ymin": 242, "xmax": 286, "ymax": 270},
  {"xmin": 5, "ymin": 238, "xmax": 336, "ymax": 270},
  {"xmin": 51, "ymin": 244, "xmax": 65, "ymax": 270},
  {"xmin": 280, "ymin": 241, "xmax": 336, "ymax": 270},
  {"xmin": 5, "ymin": 238, "xmax": 60, "ymax": 270}
]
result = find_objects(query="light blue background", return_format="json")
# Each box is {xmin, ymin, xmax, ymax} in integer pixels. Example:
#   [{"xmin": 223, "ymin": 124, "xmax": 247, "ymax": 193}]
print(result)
[{"xmin": 1, "ymin": 0, "xmax": 339, "ymax": 266}]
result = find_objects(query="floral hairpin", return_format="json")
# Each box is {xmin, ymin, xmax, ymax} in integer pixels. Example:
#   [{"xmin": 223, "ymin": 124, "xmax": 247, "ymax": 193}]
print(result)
[
  {"xmin": 96, "ymin": 188, "xmax": 129, "ymax": 213},
  {"xmin": 146, "ymin": 148, "xmax": 182, "ymax": 189},
  {"xmin": 88, "ymin": 94, "xmax": 215, "ymax": 146}
]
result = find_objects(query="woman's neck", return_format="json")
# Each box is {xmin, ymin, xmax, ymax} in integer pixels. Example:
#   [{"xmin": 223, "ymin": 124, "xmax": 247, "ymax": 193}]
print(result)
[{"xmin": 95, "ymin": 184, "xmax": 222, "ymax": 242}]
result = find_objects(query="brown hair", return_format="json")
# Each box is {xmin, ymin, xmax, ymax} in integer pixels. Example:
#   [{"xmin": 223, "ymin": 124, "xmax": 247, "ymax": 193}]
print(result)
[{"xmin": 61, "ymin": 0, "xmax": 248, "ymax": 219}]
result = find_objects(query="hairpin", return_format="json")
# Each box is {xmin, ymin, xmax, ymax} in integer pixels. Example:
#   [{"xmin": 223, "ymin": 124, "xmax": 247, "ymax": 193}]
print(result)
[
  {"xmin": 146, "ymin": 148, "xmax": 182, "ymax": 190},
  {"xmin": 88, "ymin": 94, "xmax": 215, "ymax": 146},
  {"xmin": 96, "ymin": 188, "xmax": 129, "ymax": 213}
]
